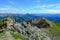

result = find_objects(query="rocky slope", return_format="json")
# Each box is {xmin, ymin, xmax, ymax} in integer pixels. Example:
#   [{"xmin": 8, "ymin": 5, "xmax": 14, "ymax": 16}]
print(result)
[{"xmin": 0, "ymin": 16, "xmax": 60, "ymax": 40}]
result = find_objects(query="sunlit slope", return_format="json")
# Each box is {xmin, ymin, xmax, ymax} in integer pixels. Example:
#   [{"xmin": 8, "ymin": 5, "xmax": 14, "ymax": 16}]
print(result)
[
  {"xmin": 43, "ymin": 19, "xmax": 60, "ymax": 38},
  {"xmin": 46, "ymin": 19, "xmax": 60, "ymax": 32},
  {"xmin": 11, "ymin": 32, "xmax": 27, "ymax": 40}
]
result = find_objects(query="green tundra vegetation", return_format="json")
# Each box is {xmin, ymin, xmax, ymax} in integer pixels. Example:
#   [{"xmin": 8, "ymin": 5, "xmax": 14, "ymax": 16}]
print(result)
[
  {"xmin": 42, "ymin": 20, "xmax": 60, "ymax": 38},
  {"xmin": 48, "ymin": 21, "xmax": 60, "ymax": 38},
  {"xmin": 11, "ymin": 32, "xmax": 27, "ymax": 40},
  {"xmin": 0, "ymin": 31, "xmax": 5, "ymax": 37}
]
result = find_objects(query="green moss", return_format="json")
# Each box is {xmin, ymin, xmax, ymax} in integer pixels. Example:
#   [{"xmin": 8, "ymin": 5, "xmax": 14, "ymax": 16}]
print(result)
[{"xmin": 11, "ymin": 32, "xmax": 27, "ymax": 40}]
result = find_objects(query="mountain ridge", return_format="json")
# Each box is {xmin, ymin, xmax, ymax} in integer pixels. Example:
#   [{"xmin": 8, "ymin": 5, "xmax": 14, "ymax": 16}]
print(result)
[{"xmin": 0, "ymin": 14, "xmax": 60, "ymax": 40}]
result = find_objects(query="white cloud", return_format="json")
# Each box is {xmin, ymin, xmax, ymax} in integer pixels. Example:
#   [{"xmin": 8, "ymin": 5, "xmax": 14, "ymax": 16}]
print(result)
[
  {"xmin": 30, "ymin": 5, "xmax": 45, "ymax": 9},
  {"xmin": 31, "ymin": 4, "xmax": 56, "ymax": 9},
  {"xmin": 0, "ymin": 3, "xmax": 60, "ymax": 14},
  {"xmin": 0, "ymin": 7, "xmax": 26, "ymax": 13},
  {"xmin": 26, "ymin": 9, "xmax": 60, "ymax": 14},
  {"xmin": 46, "ymin": 10, "xmax": 60, "ymax": 13},
  {"xmin": 0, "ymin": 7, "xmax": 60, "ymax": 14},
  {"xmin": 0, "ymin": 8, "xmax": 9, "ymax": 10},
  {"xmin": 31, "ymin": 3, "xmax": 60, "ymax": 9},
  {"xmin": 29, "ymin": 3, "xmax": 60, "ymax": 14},
  {"xmin": 0, "ymin": 4, "xmax": 27, "ymax": 13}
]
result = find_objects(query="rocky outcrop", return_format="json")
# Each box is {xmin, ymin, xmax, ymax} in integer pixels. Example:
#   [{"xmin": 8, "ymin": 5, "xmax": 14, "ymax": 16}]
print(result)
[
  {"xmin": 28, "ymin": 17, "xmax": 50, "ymax": 28},
  {"xmin": 3, "ymin": 16, "xmax": 15, "ymax": 31},
  {"xmin": 1, "ymin": 16, "xmax": 51, "ymax": 40}
]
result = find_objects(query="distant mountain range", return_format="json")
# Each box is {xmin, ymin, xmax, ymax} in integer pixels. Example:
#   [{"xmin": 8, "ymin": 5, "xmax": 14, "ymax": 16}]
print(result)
[{"xmin": 0, "ymin": 14, "xmax": 60, "ymax": 23}]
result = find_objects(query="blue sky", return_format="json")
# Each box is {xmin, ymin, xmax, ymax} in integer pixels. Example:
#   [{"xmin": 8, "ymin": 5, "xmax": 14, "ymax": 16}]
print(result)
[{"xmin": 0, "ymin": 0, "xmax": 60, "ymax": 14}]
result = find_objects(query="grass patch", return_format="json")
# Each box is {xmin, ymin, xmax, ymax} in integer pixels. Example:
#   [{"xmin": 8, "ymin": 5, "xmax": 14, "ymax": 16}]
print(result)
[
  {"xmin": 11, "ymin": 32, "xmax": 27, "ymax": 40},
  {"xmin": 43, "ymin": 20, "xmax": 60, "ymax": 38},
  {"xmin": 48, "ymin": 21, "xmax": 60, "ymax": 38},
  {"xmin": 0, "ymin": 31, "xmax": 5, "ymax": 37}
]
